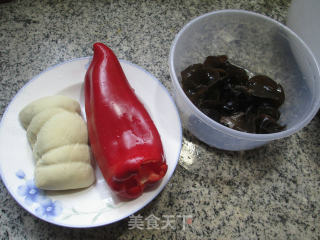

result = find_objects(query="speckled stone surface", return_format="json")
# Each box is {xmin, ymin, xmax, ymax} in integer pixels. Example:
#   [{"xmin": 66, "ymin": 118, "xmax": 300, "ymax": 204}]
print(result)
[{"xmin": 1, "ymin": 0, "xmax": 319, "ymax": 239}]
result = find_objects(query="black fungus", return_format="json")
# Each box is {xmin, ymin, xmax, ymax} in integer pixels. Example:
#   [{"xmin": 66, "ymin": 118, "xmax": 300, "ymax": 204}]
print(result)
[{"xmin": 181, "ymin": 55, "xmax": 286, "ymax": 133}]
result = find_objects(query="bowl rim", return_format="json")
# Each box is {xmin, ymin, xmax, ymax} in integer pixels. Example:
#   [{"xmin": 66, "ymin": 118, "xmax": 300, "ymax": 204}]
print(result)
[{"xmin": 169, "ymin": 9, "xmax": 320, "ymax": 141}]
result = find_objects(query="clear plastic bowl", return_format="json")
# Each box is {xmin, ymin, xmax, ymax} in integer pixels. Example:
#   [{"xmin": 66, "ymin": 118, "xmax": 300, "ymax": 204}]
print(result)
[{"xmin": 169, "ymin": 10, "xmax": 320, "ymax": 151}]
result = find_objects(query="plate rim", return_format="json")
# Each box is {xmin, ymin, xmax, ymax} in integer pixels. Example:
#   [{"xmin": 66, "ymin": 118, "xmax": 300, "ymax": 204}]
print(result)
[{"xmin": 0, "ymin": 57, "xmax": 182, "ymax": 228}]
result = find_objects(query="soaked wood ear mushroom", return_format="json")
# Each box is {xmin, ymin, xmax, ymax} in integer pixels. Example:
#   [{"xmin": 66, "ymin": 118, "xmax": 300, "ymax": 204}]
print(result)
[
  {"xmin": 248, "ymin": 75, "xmax": 285, "ymax": 107},
  {"xmin": 181, "ymin": 55, "xmax": 286, "ymax": 134}
]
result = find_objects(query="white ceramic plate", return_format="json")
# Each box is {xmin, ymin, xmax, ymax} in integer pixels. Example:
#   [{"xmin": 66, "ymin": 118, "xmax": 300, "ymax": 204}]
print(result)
[{"xmin": 0, "ymin": 57, "xmax": 182, "ymax": 228}]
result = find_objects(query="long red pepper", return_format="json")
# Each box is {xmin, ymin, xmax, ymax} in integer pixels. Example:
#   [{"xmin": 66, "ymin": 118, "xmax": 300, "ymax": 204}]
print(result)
[{"xmin": 84, "ymin": 43, "xmax": 168, "ymax": 199}]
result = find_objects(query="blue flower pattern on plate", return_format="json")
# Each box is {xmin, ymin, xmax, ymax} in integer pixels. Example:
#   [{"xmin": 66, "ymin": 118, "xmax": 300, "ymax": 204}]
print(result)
[
  {"xmin": 16, "ymin": 169, "xmax": 26, "ymax": 179},
  {"xmin": 17, "ymin": 179, "xmax": 42, "ymax": 205},
  {"xmin": 36, "ymin": 198, "xmax": 62, "ymax": 219},
  {"xmin": 16, "ymin": 170, "xmax": 62, "ymax": 219}
]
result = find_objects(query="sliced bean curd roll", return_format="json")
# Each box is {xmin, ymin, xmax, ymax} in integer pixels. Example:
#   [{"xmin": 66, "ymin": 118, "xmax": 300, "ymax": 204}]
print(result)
[
  {"xmin": 27, "ymin": 107, "xmax": 65, "ymax": 148},
  {"xmin": 19, "ymin": 95, "xmax": 81, "ymax": 129},
  {"xmin": 19, "ymin": 96, "xmax": 95, "ymax": 190},
  {"xmin": 35, "ymin": 144, "xmax": 94, "ymax": 190},
  {"xmin": 33, "ymin": 111, "xmax": 88, "ymax": 160}
]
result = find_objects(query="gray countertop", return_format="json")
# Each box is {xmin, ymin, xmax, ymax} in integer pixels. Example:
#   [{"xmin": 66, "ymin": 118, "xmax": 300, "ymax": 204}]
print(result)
[{"xmin": 1, "ymin": 0, "xmax": 320, "ymax": 239}]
